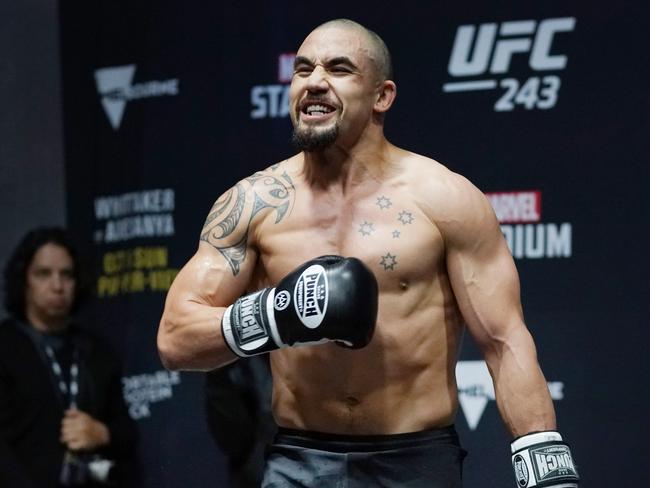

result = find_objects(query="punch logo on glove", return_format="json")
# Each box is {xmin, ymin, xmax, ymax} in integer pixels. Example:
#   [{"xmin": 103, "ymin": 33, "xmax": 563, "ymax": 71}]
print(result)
[
  {"xmin": 229, "ymin": 289, "xmax": 271, "ymax": 353},
  {"xmin": 530, "ymin": 444, "xmax": 576, "ymax": 482},
  {"xmin": 293, "ymin": 264, "xmax": 329, "ymax": 329},
  {"xmin": 511, "ymin": 431, "xmax": 579, "ymax": 488}
]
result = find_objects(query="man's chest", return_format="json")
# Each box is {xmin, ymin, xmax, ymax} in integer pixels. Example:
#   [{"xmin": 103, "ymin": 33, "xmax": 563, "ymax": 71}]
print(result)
[{"xmin": 256, "ymin": 191, "xmax": 445, "ymax": 290}]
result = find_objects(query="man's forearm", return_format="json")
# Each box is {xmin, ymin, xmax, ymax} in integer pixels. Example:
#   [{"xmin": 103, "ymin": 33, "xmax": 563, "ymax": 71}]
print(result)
[
  {"xmin": 158, "ymin": 301, "xmax": 238, "ymax": 371},
  {"xmin": 488, "ymin": 327, "xmax": 556, "ymax": 438},
  {"xmin": 485, "ymin": 327, "xmax": 580, "ymax": 487}
]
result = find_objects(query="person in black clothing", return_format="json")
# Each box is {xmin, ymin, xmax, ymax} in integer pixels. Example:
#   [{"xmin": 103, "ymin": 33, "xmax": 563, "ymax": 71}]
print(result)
[{"xmin": 0, "ymin": 227, "xmax": 137, "ymax": 487}]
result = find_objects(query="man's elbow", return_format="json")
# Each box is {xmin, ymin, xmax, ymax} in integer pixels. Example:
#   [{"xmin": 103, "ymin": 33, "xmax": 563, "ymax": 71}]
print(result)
[
  {"xmin": 157, "ymin": 320, "xmax": 183, "ymax": 371},
  {"xmin": 158, "ymin": 344, "xmax": 180, "ymax": 371}
]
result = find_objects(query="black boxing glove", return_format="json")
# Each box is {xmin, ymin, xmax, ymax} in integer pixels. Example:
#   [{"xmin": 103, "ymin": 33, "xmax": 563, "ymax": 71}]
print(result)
[
  {"xmin": 511, "ymin": 431, "xmax": 579, "ymax": 487},
  {"xmin": 221, "ymin": 255, "xmax": 378, "ymax": 357}
]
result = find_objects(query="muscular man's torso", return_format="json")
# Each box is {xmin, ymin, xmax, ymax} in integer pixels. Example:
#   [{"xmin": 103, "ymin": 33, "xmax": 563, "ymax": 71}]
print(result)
[{"xmin": 247, "ymin": 149, "xmax": 464, "ymax": 435}]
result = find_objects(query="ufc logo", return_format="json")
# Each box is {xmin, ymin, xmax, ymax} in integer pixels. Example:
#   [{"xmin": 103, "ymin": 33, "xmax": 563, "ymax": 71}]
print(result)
[{"xmin": 448, "ymin": 17, "xmax": 576, "ymax": 77}]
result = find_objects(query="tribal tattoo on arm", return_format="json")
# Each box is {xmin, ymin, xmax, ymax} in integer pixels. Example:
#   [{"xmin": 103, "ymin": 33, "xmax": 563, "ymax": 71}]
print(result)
[{"xmin": 200, "ymin": 169, "xmax": 295, "ymax": 275}]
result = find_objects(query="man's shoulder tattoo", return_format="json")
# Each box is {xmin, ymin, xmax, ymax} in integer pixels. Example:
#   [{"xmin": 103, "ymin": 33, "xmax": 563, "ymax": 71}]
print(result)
[{"xmin": 200, "ymin": 168, "xmax": 295, "ymax": 275}]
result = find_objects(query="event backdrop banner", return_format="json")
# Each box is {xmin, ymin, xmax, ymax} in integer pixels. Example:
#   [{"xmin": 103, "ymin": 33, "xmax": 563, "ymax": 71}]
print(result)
[{"xmin": 60, "ymin": 1, "xmax": 648, "ymax": 487}]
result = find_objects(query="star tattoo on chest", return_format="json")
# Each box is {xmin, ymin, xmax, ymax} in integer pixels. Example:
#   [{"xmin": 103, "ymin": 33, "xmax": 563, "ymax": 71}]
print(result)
[
  {"xmin": 392, "ymin": 230, "xmax": 401, "ymax": 238},
  {"xmin": 375, "ymin": 196, "xmax": 392, "ymax": 210},
  {"xmin": 398, "ymin": 210, "xmax": 414, "ymax": 225},
  {"xmin": 358, "ymin": 221, "xmax": 375, "ymax": 236},
  {"xmin": 379, "ymin": 252, "xmax": 397, "ymax": 271}
]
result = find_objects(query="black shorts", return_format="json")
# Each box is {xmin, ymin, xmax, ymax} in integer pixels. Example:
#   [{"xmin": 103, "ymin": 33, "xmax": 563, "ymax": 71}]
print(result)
[{"xmin": 261, "ymin": 425, "xmax": 467, "ymax": 488}]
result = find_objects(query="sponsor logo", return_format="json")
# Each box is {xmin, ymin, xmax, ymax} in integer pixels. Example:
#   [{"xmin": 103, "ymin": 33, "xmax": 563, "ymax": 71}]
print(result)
[
  {"xmin": 93, "ymin": 188, "xmax": 175, "ymax": 244},
  {"xmin": 122, "ymin": 370, "xmax": 181, "ymax": 419},
  {"xmin": 532, "ymin": 445, "xmax": 578, "ymax": 481},
  {"xmin": 94, "ymin": 64, "xmax": 179, "ymax": 129},
  {"xmin": 513, "ymin": 454, "xmax": 529, "ymax": 487},
  {"xmin": 486, "ymin": 190, "xmax": 572, "ymax": 259},
  {"xmin": 487, "ymin": 190, "xmax": 541, "ymax": 223},
  {"xmin": 456, "ymin": 360, "xmax": 565, "ymax": 430},
  {"xmin": 274, "ymin": 290, "xmax": 291, "ymax": 311},
  {"xmin": 293, "ymin": 264, "xmax": 328, "ymax": 329},
  {"xmin": 235, "ymin": 291, "xmax": 268, "ymax": 348},
  {"xmin": 92, "ymin": 189, "xmax": 179, "ymax": 297},
  {"xmin": 250, "ymin": 53, "xmax": 295, "ymax": 119},
  {"xmin": 443, "ymin": 17, "xmax": 576, "ymax": 111}
]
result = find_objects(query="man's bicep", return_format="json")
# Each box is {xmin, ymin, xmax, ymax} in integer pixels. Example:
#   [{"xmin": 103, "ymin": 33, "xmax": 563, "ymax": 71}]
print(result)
[
  {"xmin": 190, "ymin": 241, "xmax": 257, "ymax": 306},
  {"xmin": 444, "ymin": 194, "xmax": 525, "ymax": 349},
  {"xmin": 164, "ymin": 240, "xmax": 256, "ymax": 318},
  {"xmin": 166, "ymin": 180, "xmax": 260, "ymax": 309},
  {"xmin": 199, "ymin": 168, "xmax": 295, "ymax": 279}
]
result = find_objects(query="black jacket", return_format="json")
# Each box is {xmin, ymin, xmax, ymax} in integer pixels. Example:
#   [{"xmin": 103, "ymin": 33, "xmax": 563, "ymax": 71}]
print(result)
[{"xmin": 0, "ymin": 318, "xmax": 137, "ymax": 487}]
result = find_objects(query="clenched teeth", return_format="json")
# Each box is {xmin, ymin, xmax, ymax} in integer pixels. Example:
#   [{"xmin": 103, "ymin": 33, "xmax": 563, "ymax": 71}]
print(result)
[{"xmin": 304, "ymin": 104, "xmax": 334, "ymax": 115}]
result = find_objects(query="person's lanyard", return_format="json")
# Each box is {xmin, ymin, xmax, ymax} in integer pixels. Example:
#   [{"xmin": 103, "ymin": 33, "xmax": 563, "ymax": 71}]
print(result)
[{"xmin": 43, "ymin": 344, "xmax": 79, "ymax": 409}]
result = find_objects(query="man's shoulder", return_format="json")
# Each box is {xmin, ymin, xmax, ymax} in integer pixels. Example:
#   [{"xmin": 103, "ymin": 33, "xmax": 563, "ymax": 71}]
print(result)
[
  {"xmin": 200, "ymin": 158, "xmax": 298, "ymax": 250},
  {"xmin": 217, "ymin": 159, "xmax": 299, "ymax": 212},
  {"xmin": 213, "ymin": 158, "xmax": 298, "ymax": 197},
  {"xmin": 242, "ymin": 159, "xmax": 299, "ymax": 191},
  {"xmin": 398, "ymin": 152, "xmax": 501, "ymax": 245},
  {"xmin": 239, "ymin": 157, "xmax": 299, "ymax": 183},
  {"xmin": 397, "ymin": 150, "xmax": 457, "ymax": 182},
  {"xmin": 397, "ymin": 151, "xmax": 484, "ymax": 213}
]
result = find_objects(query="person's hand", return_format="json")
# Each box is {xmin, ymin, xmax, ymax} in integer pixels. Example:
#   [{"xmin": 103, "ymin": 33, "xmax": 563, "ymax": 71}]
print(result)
[{"xmin": 60, "ymin": 408, "xmax": 111, "ymax": 451}]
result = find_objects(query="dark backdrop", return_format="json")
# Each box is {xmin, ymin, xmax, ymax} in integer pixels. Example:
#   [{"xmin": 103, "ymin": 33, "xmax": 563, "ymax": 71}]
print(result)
[
  {"xmin": 0, "ymin": 0, "xmax": 66, "ymax": 305},
  {"xmin": 59, "ymin": 1, "xmax": 649, "ymax": 486}
]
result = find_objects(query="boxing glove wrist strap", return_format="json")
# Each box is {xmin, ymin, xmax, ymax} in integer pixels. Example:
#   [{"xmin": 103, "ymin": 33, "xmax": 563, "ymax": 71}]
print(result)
[
  {"xmin": 511, "ymin": 431, "xmax": 579, "ymax": 487},
  {"xmin": 221, "ymin": 288, "xmax": 285, "ymax": 357}
]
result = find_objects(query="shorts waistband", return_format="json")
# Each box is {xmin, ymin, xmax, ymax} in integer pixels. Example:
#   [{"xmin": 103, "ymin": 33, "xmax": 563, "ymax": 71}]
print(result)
[{"xmin": 274, "ymin": 425, "xmax": 459, "ymax": 453}]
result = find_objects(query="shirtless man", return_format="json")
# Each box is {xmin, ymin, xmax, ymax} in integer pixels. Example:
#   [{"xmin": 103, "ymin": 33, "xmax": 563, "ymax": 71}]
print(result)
[{"xmin": 158, "ymin": 19, "xmax": 579, "ymax": 487}]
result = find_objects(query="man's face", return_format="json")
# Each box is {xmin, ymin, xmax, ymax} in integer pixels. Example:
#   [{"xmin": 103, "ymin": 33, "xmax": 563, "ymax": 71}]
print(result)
[
  {"xmin": 25, "ymin": 243, "xmax": 76, "ymax": 331},
  {"xmin": 289, "ymin": 26, "xmax": 380, "ymax": 152}
]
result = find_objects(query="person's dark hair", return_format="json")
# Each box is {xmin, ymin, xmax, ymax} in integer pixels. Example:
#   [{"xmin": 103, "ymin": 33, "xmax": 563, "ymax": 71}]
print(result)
[{"xmin": 3, "ymin": 227, "xmax": 89, "ymax": 320}]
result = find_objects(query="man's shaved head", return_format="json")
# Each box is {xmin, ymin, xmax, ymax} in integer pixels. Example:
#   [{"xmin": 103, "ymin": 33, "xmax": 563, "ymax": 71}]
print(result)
[{"xmin": 311, "ymin": 19, "xmax": 393, "ymax": 82}]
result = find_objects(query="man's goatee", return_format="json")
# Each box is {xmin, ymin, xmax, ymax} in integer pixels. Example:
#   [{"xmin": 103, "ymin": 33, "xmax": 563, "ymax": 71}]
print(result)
[{"xmin": 291, "ymin": 125, "xmax": 338, "ymax": 152}]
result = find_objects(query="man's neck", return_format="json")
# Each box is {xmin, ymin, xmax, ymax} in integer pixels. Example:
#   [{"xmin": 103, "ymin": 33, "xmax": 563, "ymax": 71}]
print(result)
[{"xmin": 302, "ymin": 132, "xmax": 393, "ymax": 191}]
